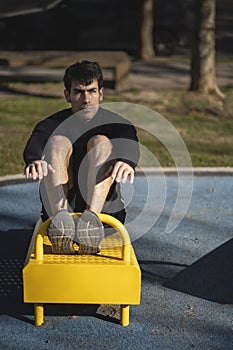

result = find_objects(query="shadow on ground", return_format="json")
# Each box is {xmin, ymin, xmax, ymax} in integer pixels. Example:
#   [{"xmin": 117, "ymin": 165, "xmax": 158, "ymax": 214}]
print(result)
[
  {"xmin": 136, "ymin": 236, "xmax": 233, "ymax": 305},
  {"xmin": 0, "ymin": 229, "xmax": 33, "ymax": 322},
  {"xmin": 164, "ymin": 238, "xmax": 233, "ymax": 304}
]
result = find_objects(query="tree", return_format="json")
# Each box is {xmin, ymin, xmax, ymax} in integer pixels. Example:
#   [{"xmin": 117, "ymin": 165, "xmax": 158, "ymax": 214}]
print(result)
[
  {"xmin": 190, "ymin": 0, "xmax": 224, "ymax": 97},
  {"xmin": 137, "ymin": 0, "xmax": 155, "ymax": 60}
]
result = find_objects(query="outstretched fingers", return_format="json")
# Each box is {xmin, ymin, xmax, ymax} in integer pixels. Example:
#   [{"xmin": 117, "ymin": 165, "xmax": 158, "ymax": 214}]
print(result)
[
  {"xmin": 111, "ymin": 161, "xmax": 134, "ymax": 184},
  {"xmin": 25, "ymin": 160, "xmax": 55, "ymax": 180}
]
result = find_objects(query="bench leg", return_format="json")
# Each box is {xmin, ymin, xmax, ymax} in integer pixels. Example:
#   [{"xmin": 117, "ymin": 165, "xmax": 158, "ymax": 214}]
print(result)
[
  {"xmin": 120, "ymin": 304, "xmax": 130, "ymax": 326},
  {"xmin": 34, "ymin": 303, "xmax": 44, "ymax": 326}
]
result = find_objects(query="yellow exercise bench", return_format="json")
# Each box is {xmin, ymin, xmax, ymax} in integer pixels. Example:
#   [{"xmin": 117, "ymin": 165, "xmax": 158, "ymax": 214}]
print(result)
[{"xmin": 23, "ymin": 213, "xmax": 141, "ymax": 326}]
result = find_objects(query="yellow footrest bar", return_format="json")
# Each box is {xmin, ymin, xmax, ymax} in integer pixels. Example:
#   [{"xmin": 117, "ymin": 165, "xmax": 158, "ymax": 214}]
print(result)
[{"xmin": 23, "ymin": 213, "xmax": 141, "ymax": 326}]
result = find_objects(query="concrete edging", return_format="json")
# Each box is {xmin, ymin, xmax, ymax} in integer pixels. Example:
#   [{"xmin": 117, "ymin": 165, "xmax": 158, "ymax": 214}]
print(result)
[
  {"xmin": 0, "ymin": 167, "xmax": 233, "ymax": 187},
  {"xmin": 135, "ymin": 167, "xmax": 233, "ymax": 176}
]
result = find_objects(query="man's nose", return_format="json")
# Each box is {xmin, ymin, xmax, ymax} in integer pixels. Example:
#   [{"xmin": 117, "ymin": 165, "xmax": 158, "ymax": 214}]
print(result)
[{"xmin": 82, "ymin": 91, "xmax": 90, "ymax": 102}]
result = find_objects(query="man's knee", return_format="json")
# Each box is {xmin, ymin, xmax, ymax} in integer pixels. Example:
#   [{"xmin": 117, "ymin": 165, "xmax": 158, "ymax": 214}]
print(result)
[
  {"xmin": 48, "ymin": 135, "xmax": 73, "ymax": 153},
  {"xmin": 87, "ymin": 135, "xmax": 112, "ymax": 153}
]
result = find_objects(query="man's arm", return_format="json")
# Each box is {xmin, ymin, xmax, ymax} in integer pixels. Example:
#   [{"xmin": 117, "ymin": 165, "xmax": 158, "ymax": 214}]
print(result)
[
  {"xmin": 23, "ymin": 120, "xmax": 54, "ymax": 180},
  {"xmin": 107, "ymin": 119, "xmax": 140, "ymax": 184}
]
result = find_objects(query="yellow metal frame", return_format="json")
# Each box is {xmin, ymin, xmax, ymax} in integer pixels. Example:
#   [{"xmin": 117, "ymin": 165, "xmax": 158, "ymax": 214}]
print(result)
[{"xmin": 23, "ymin": 213, "xmax": 141, "ymax": 327}]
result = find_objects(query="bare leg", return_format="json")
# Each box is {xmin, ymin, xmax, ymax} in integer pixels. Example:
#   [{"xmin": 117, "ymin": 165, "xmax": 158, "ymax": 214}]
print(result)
[
  {"xmin": 75, "ymin": 135, "xmax": 115, "ymax": 254},
  {"xmin": 41, "ymin": 135, "xmax": 75, "ymax": 254},
  {"xmin": 86, "ymin": 135, "xmax": 115, "ymax": 213},
  {"xmin": 42, "ymin": 135, "xmax": 73, "ymax": 216}
]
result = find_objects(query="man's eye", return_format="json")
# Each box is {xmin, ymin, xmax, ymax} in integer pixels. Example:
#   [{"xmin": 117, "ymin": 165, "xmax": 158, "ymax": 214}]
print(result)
[{"xmin": 73, "ymin": 88, "xmax": 98, "ymax": 94}]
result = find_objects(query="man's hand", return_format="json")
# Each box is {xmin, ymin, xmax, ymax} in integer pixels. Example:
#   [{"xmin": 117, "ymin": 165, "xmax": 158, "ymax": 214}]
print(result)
[
  {"xmin": 111, "ymin": 161, "xmax": 134, "ymax": 184},
  {"xmin": 25, "ymin": 160, "xmax": 55, "ymax": 180}
]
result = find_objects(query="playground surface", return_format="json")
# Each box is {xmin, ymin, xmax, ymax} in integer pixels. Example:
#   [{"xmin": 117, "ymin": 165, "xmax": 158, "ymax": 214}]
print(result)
[{"xmin": 0, "ymin": 172, "xmax": 232, "ymax": 350}]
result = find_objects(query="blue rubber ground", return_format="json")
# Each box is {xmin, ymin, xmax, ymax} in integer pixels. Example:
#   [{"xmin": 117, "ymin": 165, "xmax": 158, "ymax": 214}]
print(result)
[{"xmin": 0, "ymin": 175, "xmax": 232, "ymax": 350}]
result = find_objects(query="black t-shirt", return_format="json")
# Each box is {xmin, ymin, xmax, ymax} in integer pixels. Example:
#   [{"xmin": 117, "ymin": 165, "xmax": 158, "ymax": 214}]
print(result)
[{"xmin": 23, "ymin": 107, "xmax": 140, "ymax": 222}]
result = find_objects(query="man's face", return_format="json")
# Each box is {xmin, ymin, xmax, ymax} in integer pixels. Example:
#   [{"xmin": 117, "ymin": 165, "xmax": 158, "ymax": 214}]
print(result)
[{"xmin": 64, "ymin": 79, "xmax": 104, "ymax": 118}]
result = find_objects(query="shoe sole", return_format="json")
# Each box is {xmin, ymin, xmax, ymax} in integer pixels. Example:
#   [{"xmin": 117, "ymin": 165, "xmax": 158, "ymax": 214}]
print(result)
[
  {"xmin": 76, "ymin": 223, "xmax": 104, "ymax": 255},
  {"xmin": 48, "ymin": 223, "xmax": 75, "ymax": 254},
  {"xmin": 48, "ymin": 235, "xmax": 75, "ymax": 254}
]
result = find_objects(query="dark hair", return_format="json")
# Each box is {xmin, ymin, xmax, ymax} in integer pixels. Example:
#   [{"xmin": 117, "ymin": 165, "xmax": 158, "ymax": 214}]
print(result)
[{"xmin": 63, "ymin": 60, "xmax": 103, "ymax": 92}]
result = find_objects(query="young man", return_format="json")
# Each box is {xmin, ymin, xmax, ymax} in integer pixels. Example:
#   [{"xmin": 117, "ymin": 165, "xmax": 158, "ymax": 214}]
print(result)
[{"xmin": 24, "ymin": 60, "xmax": 139, "ymax": 255}]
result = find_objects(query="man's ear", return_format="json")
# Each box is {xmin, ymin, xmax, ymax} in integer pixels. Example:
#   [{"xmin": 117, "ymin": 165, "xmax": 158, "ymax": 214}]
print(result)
[
  {"xmin": 64, "ymin": 89, "xmax": 71, "ymax": 103},
  {"xmin": 99, "ymin": 87, "xmax": 104, "ymax": 102}
]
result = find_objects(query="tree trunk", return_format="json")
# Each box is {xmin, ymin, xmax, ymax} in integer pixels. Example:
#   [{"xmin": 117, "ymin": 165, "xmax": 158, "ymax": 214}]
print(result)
[
  {"xmin": 137, "ymin": 0, "xmax": 155, "ymax": 60},
  {"xmin": 190, "ymin": 0, "xmax": 224, "ymax": 97}
]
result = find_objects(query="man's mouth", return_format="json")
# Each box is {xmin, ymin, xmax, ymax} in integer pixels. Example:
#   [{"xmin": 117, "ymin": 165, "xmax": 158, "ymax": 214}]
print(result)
[{"xmin": 80, "ymin": 105, "xmax": 93, "ymax": 110}]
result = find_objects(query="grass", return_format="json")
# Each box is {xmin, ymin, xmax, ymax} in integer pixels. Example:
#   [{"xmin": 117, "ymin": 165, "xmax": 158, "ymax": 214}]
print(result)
[
  {"xmin": 0, "ymin": 93, "xmax": 67, "ymax": 175},
  {"xmin": 0, "ymin": 82, "xmax": 232, "ymax": 176}
]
